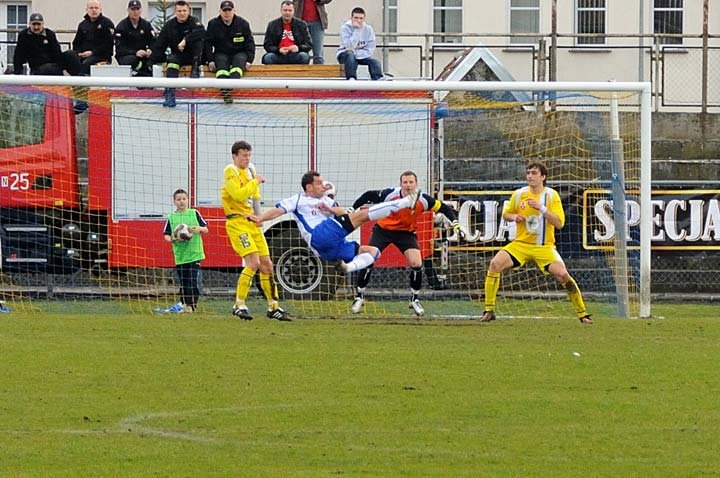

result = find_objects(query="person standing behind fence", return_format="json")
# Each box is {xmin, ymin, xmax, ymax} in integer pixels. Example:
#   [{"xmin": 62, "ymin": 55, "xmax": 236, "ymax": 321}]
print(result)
[
  {"xmin": 336, "ymin": 7, "xmax": 383, "ymax": 80},
  {"xmin": 294, "ymin": 0, "xmax": 332, "ymax": 64},
  {"xmin": 67, "ymin": 0, "xmax": 115, "ymax": 76},
  {"xmin": 262, "ymin": 1, "xmax": 312, "ymax": 65},
  {"xmin": 114, "ymin": 0, "xmax": 154, "ymax": 77},
  {"xmin": 158, "ymin": 188, "xmax": 209, "ymax": 314}
]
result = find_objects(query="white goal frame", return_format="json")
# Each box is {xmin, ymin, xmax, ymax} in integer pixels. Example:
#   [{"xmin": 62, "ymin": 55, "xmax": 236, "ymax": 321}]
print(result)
[{"xmin": 0, "ymin": 76, "xmax": 652, "ymax": 318}]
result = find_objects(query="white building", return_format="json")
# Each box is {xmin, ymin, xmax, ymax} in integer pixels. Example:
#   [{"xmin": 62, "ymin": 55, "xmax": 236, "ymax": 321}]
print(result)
[{"xmin": 1, "ymin": 1, "xmax": 717, "ymax": 105}]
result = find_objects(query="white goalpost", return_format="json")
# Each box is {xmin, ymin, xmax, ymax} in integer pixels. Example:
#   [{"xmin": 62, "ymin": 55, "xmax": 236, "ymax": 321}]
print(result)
[{"xmin": 0, "ymin": 75, "xmax": 652, "ymax": 319}]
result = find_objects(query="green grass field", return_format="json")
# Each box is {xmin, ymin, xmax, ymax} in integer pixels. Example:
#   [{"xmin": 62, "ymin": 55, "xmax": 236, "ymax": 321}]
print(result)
[{"xmin": 2, "ymin": 302, "xmax": 719, "ymax": 476}]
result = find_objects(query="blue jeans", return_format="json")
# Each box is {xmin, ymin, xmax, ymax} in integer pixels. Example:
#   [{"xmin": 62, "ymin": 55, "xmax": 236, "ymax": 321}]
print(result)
[
  {"xmin": 337, "ymin": 52, "xmax": 383, "ymax": 80},
  {"xmin": 306, "ymin": 21, "xmax": 325, "ymax": 64},
  {"xmin": 262, "ymin": 51, "xmax": 311, "ymax": 65}
]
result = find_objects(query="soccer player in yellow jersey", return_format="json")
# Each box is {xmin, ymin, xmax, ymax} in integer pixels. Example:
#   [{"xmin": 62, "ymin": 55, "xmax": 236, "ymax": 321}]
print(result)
[
  {"xmin": 481, "ymin": 162, "xmax": 592, "ymax": 324},
  {"xmin": 221, "ymin": 140, "xmax": 290, "ymax": 321}
]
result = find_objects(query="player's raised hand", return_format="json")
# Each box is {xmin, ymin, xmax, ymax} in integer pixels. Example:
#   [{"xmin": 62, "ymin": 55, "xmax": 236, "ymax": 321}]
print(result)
[
  {"xmin": 527, "ymin": 198, "xmax": 543, "ymax": 210},
  {"xmin": 451, "ymin": 220, "xmax": 468, "ymax": 238}
]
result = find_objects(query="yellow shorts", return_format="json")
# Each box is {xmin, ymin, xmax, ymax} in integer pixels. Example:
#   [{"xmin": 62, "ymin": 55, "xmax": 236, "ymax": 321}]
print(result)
[
  {"xmin": 503, "ymin": 241, "xmax": 563, "ymax": 274},
  {"xmin": 226, "ymin": 218, "xmax": 269, "ymax": 258}
]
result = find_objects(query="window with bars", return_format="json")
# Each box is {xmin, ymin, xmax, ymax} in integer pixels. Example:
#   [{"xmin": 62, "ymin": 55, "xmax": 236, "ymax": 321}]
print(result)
[
  {"xmin": 387, "ymin": 0, "xmax": 398, "ymax": 43},
  {"xmin": 510, "ymin": 0, "xmax": 540, "ymax": 46},
  {"xmin": 433, "ymin": 0, "xmax": 462, "ymax": 44},
  {"xmin": 4, "ymin": 4, "xmax": 29, "ymax": 72},
  {"xmin": 654, "ymin": 0, "xmax": 683, "ymax": 45},
  {"xmin": 576, "ymin": 0, "xmax": 606, "ymax": 45}
]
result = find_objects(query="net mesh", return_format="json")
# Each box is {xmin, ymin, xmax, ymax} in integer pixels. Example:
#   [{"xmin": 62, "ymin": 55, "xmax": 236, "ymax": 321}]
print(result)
[{"xmin": 0, "ymin": 82, "xmax": 644, "ymax": 319}]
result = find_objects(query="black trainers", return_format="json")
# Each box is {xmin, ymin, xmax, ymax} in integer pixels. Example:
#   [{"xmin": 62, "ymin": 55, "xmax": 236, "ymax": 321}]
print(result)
[
  {"xmin": 267, "ymin": 308, "xmax": 292, "ymax": 321},
  {"xmin": 232, "ymin": 305, "xmax": 253, "ymax": 320},
  {"xmin": 479, "ymin": 310, "xmax": 496, "ymax": 322},
  {"xmin": 579, "ymin": 314, "xmax": 593, "ymax": 324}
]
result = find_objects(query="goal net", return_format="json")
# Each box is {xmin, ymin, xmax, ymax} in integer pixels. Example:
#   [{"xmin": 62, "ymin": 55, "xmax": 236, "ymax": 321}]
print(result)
[{"xmin": 0, "ymin": 76, "xmax": 651, "ymax": 319}]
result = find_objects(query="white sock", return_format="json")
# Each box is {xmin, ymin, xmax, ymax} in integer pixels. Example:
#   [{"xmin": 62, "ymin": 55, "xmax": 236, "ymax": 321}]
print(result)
[
  {"xmin": 368, "ymin": 198, "xmax": 407, "ymax": 221},
  {"xmin": 344, "ymin": 252, "xmax": 377, "ymax": 272}
]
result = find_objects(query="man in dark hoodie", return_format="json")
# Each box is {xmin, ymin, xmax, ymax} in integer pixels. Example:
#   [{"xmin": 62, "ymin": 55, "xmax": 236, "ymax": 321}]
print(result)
[
  {"xmin": 152, "ymin": 0, "xmax": 206, "ymax": 107},
  {"xmin": 114, "ymin": 0, "xmax": 155, "ymax": 77},
  {"xmin": 67, "ymin": 0, "xmax": 115, "ymax": 75},
  {"xmin": 262, "ymin": 0, "xmax": 311, "ymax": 65}
]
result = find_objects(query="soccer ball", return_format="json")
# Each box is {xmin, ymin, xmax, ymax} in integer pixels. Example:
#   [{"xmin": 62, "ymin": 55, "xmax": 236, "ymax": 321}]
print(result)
[
  {"xmin": 173, "ymin": 223, "xmax": 193, "ymax": 242},
  {"xmin": 323, "ymin": 180, "xmax": 336, "ymax": 199}
]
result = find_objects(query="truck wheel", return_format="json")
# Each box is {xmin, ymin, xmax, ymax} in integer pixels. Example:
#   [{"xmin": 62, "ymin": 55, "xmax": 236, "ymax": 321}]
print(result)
[{"xmin": 269, "ymin": 228, "xmax": 341, "ymax": 300}]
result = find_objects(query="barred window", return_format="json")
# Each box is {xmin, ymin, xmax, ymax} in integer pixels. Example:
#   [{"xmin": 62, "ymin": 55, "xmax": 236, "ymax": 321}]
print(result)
[
  {"xmin": 654, "ymin": 0, "xmax": 683, "ymax": 45},
  {"xmin": 387, "ymin": 0, "xmax": 398, "ymax": 43},
  {"xmin": 433, "ymin": 0, "xmax": 462, "ymax": 44},
  {"xmin": 576, "ymin": 0, "xmax": 606, "ymax": 45},
  {"xmin": 510, "ymin": 0, "xmax": 540, "ymax": 46}
]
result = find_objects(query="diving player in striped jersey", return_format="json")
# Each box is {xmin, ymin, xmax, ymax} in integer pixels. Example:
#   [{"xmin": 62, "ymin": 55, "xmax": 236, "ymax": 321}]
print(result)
[{"xmin": 481, "ymin": 162, "xmax": 592, "ymax": 324}]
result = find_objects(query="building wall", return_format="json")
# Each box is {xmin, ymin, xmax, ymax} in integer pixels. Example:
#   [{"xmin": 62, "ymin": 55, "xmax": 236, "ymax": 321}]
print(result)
[{"xmin": 2, "ymin": 0, "xmax": 718, "ymax": 85}]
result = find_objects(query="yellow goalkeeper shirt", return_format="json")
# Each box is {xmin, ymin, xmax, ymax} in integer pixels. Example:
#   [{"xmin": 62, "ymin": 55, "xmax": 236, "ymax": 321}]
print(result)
[
  {"xmin": 221, "ymin": 163, "xmax": 261, "ymax": 218},
  {"xmin": 503, "ymin": 186, "xmax": 564, "ymax": 246}
]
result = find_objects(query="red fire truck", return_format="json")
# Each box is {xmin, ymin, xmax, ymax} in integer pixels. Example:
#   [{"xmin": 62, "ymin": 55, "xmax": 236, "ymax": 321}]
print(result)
[{"xmin": 0, "ymin": 86, "xmax": 437, "ymax": 296}]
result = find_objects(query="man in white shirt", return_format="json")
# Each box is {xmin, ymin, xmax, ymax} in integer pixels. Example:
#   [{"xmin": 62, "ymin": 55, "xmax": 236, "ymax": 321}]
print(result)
[{"xmin": 249, "ymin": 170, "xmax": 418, "ymax": 273}]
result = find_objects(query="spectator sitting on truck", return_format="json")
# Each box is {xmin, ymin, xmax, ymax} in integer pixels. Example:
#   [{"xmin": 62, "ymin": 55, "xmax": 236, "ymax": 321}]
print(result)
[
  {"xmin": 261, "ymin": 1, "xmax": 312, "ymax": 65},
  {"xmin": 152, "ymin": 0, "xmax": 206, "ymax": 107},
  {"xmin": 13, "ymin": 13, "xmax": 81, "ymax": 76},
  {"xmin": 206, "ymin": 0, "xmax": 254, "ymax": 103},
  {"xmin": 114, "ymin": 0, "xmax": 155, "ymax": 77},
  {"xmin": 66, "ymin": 0, "xmax": 115, "ymax": 76},
  {"xmin": 336, "ymin": 7, "xmax": 383, "ymax": 81}
]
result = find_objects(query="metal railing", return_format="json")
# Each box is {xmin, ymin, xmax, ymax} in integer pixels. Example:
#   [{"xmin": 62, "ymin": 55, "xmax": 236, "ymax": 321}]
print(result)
[{"xmin": 2, "ymin": 29, "xmax": 719, "ymax": 110}]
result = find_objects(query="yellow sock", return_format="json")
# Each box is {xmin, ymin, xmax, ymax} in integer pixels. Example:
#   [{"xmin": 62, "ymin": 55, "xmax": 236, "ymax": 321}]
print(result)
[
  {"xmin": 563, "ymin": 277, "xmax": 588, "ymax": 318},
  {"xmin": 484, "ymin": 271, "xmax": 501, "ymax": 311},
  {"xmin": 259, "ymin": 272, "xmax": 280, "ymax": 309},
  {"xmin": 235, "ymin": 268, "xmax": 256, "ymax": 306}
]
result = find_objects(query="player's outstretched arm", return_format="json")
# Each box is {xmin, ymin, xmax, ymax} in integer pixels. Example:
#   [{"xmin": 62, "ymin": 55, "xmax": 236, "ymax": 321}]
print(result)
[{"xmin": 248, "ymin": 206, "xmax": 285, "ymax": 225}]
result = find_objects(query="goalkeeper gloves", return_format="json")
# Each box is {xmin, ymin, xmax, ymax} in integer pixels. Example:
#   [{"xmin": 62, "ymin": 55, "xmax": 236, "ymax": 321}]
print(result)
[{"xmin": 451, "ymin": 220, "xmax": 467, "ymax": 238}]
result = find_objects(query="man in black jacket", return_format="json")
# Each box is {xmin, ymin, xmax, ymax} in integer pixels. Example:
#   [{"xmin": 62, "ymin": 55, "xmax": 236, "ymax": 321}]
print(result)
[
  {"xmin": 67, "ymin": 0, "xmax": 115, "ymax": 75},
  {"xmin": 206, "ymin": 1, "xmax": 254, "ymax": 79},
  {"xmin": 262, "ymin": 0, "xmax": 311, "ymax": 65},
  {"xmin": 114, "ymin": 0, "xmax": 154, "ymax": 77},
  {"xmin": 13, "ymin": 13, "xmax": 79, "ymax": 75},
  {"xmin": 152, "ymin": 0, "xmax": 206, "ymax": 107}
]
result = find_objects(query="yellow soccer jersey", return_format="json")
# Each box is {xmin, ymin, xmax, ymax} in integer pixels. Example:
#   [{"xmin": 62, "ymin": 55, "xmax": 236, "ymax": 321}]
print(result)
[
  {"xmin": 503, "ymin": 186, "xmax": 564, "ymax": 246},
  {"xmin": 221, "ymin": 163, "xmax": 261, "ymax": 217}
]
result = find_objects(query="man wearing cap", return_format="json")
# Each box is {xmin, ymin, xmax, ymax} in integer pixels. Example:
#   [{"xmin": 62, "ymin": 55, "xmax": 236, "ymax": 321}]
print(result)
[
  {"xmin": 68, "ymin": 0, "xmax": 115, "ymax": 75},
  {"xmin": 294, "ymin": 0, "xmax": 332, "ymax": 65},
  {"xmin": 206, "ymin": 1, "xmax": 254, "ymax": 80},
  {"xmin": 262, "ymin": 0, "xmax": 312, "ymax": 65},
  {"xmin": 152, "ymin": 0, "xmax": 206, "ymax": 107},
  {"xmin": 115, "ymin": 0, "xmax": 155, "ymax": 77},
  {"xmin": 12, "ymin": 13, "xmax": 74, "ymax": 75}
]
